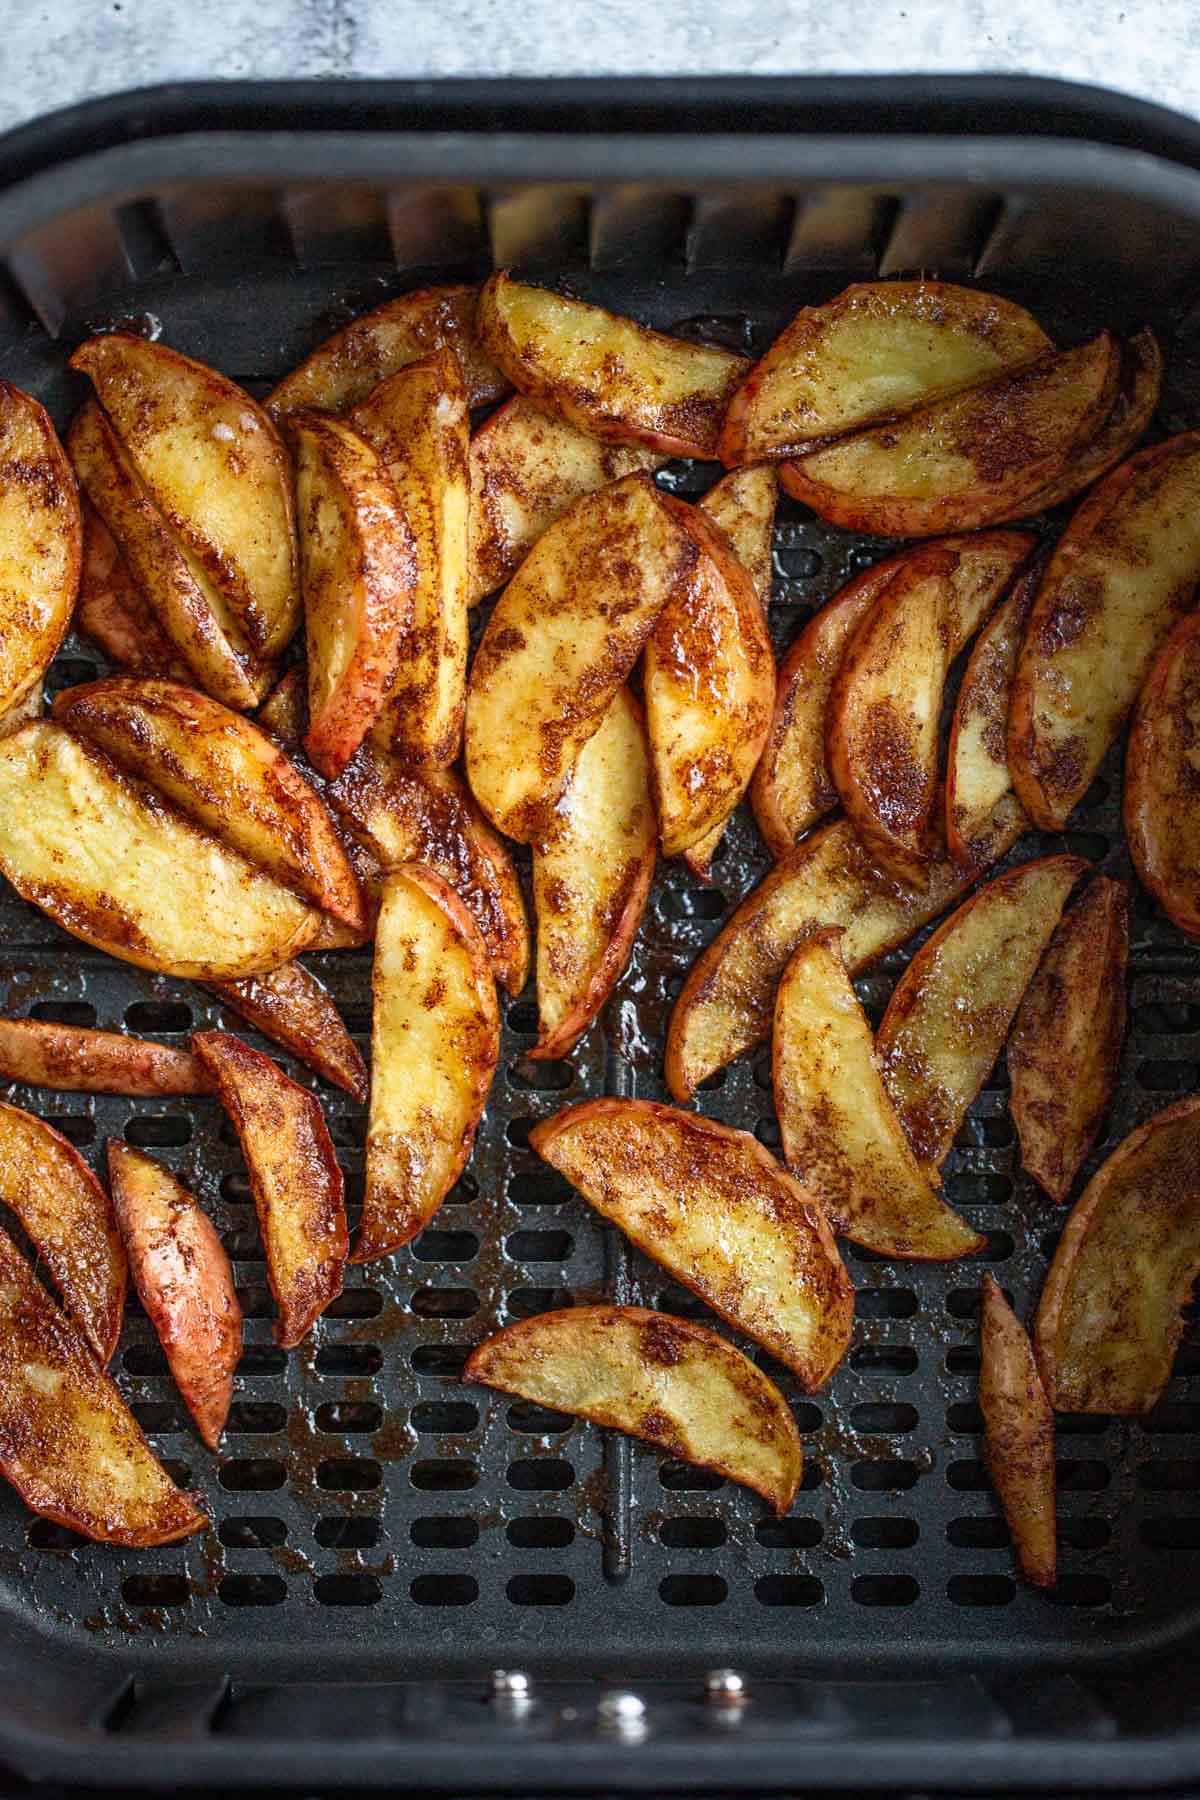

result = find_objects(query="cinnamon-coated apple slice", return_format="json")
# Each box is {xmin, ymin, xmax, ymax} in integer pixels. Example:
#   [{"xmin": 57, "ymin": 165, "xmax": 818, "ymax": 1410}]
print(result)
[
  {"xmin": 946, "ymin": 569, "xmax": 1037, "ymax": 868},
  {"xmin": 980, "ymin": 1275, "xmax": 1057, "ymax": 1588},
  {"xmin": 0, "ymin": 380, "xmax": 81, "ymax": 716},
  {"xmin": 205, "ymin": 962, "xmax": 368, "ymax": 1103},
  {"xmin": 0, "ymin": 1018, "xmax": 213, "ymax": 1098},
  {"xmin": 1125, "ymin": 608, "xmax": 1200, "ymax": 941}
]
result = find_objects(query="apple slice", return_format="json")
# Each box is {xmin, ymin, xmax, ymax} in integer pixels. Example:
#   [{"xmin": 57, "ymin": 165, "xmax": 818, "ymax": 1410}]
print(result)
[
  {"xmin": 54, "ymin": 676, "xmax": 365, "ymax": 931},
  {"xmin": 468, "ymin": 397, "xmax": 665, "ymax": 606},
  {"xmin": 699, "ymin": 465, "xmax": 778, "ymax": 612},
  {"xmin": 718, "ymin": 280, "xmax": 1051, "ymax": 465},
  {"xmin": 71, "ymin": 332, "xmax": 299, "ymax": 662},
  {"xmin": 1035, "ymin": 1095, "xmax": 1200, "ymax": 1414},
  {"xmin": 69, "ymin": 401, "xmax": 264, "ymax": 710},
  {"xmin": 349, "ymin": 350, "xmax": 469, "ymax": 766},
  {"xmin": 205, "ymin": 962, "xmax": 368, "ymax": 1103},
  {"xmin": 465, "ymin": 1306, "xmax": 802, "ymax": 1514},
  {"xmin": 780, "ymin": 334, "xmax": 1119, "ymax": 536},
  {"xmin": 1008, "ymin": 877, "xmax": 1129, "ymax": 1203},
  {"xmin": 1126, "ymin": 609, "xmax": 1200, "ymax": 939},
  {"xmin": 193, "ymin": 1031, "xmax": 347, "ymax": 1347},
  {"xmin": 532, "ymin": 1100, "xmax": 853, "ymax": 1390},
  {"xmin": 1017, "ymin": 327, "xmax": 1162, "ymax": 514},
  {"xmin": 0, "ymin": 1224, "xmax": 205, "ymax": 1545},
  {"xmin": 266, "ymin": 284, "xmax": 508, "ymax": 420},
  {"xmin": 979, "ymin": 1275, "xmax": 1057, "ymax": 1589},
  {"xmin": 0, "ymin": 721, "xmax": 318, "ymax": 978},
  {"xmin": 665, "ymin": 811, "xmax": 1016, "ymax": 1102},
  {"xmin": 476, "ymin": 271, "xmax": 750, "ymax": 458},
  {"xmin": 361, "ymin": 866, "xmax": 499, "ymax": 1262},
  {"xmin": 773, "ymin": 930, "xmax": 983, "ymax": 1260},
  {"xmin": 108, "ymin": 1142, "xmax": 242, "ymax": 1451},
  {"xmin": 74, "ymin": 498, "xmax": 190, "ymax": 678},
  {"xmin": 292, "ymin": 410, "xmax": 417, "ymax": 779},
  {"xmin": 0, "ymin": 380, "xmax": 80, "ymax": 716},
  {"xmin": 0, "ymin": 681, "xmax": 41, "ymax": 738},
  {"xmin": 946, "ymin": 570, "xmax": 1037, "ymax": 868},
  {"xmin": 876, "ymin": 856, "xmax": 1085, "ymax": 1170},
  {"xmin": 0, "ymin": 1099, "xmax": 125, "ymax": 1363},
  {"xmin": 465, "ymin": 471, "xmax": 695, "ymax": 842},
  {"xmin": 324, "ymin": 741, "xmax": 529, "ymax": 995},
  {"xmin": 644, "ymin": 498, "xmax": 774, "ymax": 857},
  {"xmin": 1011, "ymin": 433, "xmax": 1200, "ymax": 829},
  {"xmin": 753, "ymin": 533, "xmax": 1033, "ymax": 863},
  {"xmin": 532, "ymin": 686, "xmax": 656, "ymax": 1059},
  {"xmin": 0, "ymin": 1018, "xmax": 213, "ymax": 1097}
]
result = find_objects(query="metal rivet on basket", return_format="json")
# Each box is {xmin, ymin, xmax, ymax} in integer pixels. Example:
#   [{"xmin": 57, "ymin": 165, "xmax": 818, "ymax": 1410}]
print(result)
[
  {"xmin": 488, "ymin": 1669, "xmax": 532, "ymax": 1705},
  {"xmin": 704, "ymin": 1668, "xmax": 748, "ymax": 1705},
  {"xmin": 597, "ymin": 1690, "xmax": 647, "ymax": 1737}
]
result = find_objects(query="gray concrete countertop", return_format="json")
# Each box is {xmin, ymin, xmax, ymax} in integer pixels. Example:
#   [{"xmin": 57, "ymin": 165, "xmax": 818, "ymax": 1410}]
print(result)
[{"xmin": 3, "ymin": 0, "xmax": 1198, "ymax": 137}]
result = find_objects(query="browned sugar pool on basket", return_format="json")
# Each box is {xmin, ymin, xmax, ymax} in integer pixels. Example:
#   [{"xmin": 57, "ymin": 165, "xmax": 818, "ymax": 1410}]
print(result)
[{"xmin": 3, "ymin": 246, "xmax": 1200, "ymax": 1683}]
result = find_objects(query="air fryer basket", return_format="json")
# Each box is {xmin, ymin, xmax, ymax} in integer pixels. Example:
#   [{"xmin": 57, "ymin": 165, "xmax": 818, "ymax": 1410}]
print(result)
[{"xmin": 3, "ymin": 76, "xmax": 1200, "ymax": 1792}]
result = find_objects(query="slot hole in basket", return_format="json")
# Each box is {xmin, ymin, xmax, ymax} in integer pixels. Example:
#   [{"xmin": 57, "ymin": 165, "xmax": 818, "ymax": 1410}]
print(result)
[
  {"xmin": 947, "ymin": 1517, "xmax": 1008, "ymax": 1549},
  {"xmin": 219, "ymin": 1517, "xmax": 286, "ymax": 1549},
  {"xmin": 124, "ymin": 1001, "xmax": 192, "ymax": 1033},
  {"xmin": 659, "ymin": 1461, "xmax": 725, "ymax": 1493},
  {"xmin": 508, "ymin": 1458, "xmax": 574, "ymax": 1491},
  {"xmin": 852, "ymin": 1344, "xmax": 918, "ymax": 1374},
  {"xmin": 508, "ymin": 1286, "xmax": 574, "ymax": 1318},
  {"xmin": 857, "ymin": 1289, "xmax": 918, "ymax": 1319},
  {"xmin": 314, "ymin": 1573, "xmax": 381, "ymax": 1606},
  {"xmin": 1136, "ymin": 1000, "xmax": 1200, "ymax": 1034},
  {"xmin": 659, "ymin": 1574, "xmax": 727, "ymax": 1606},
  {"xmin": 947, "ymin": 1402, "xmax": 983, "ymax": 1433},
  {"xmin": 411, "ymin": 1400, "xmax": 478, "ymax": 1435},
  {"xmin": 755, "ymin": 1517, "xmax": 822, "ymax": 1549},
  {"xmin": 316, "ymin": 1344, "xmax": 381, "ymax": 1376},
  {"xmin": 325, "ymin": 1288, "xmax": 383, "ymax": 1319},
  {"xmin": 852, "ymin": 1517, "xmax": 919, "ymax": 1549},
  {"xmin": 412, "ymin": 1459, "xmax": 478, "ymax": 1491},
  {"xmin": 1139, "ymin": 1459, "xmax": 1200, "ymax": 1490},
  {"xmin": 315, "ymin": 1516, "xmax": 381, "ymax": 1549},
  {"xmin": 507, "ymin": 1001, "xmax": 538, "ymax": 1034},
  {"xmin": 410, "ymin": 1574, "xmax": 477, "ymax": 1606},
  {"xmin": 1048, "ymin": 1574, "xmax": 1111, "ymax": 1608},
  {"xmin": 851, "ymin": 1402, "xmax": 918, "ymax": 1435},
  {"xmin": 124, "ymin": 1115, "xmax": 190, "ymax": 1148},
  {"xmin": 507, "ymin": 1516, "xmax": 574, "ymax": 1549},
  {"xmin": 412, "ymin": 1516, "xmax": 478, "ymax": 1549},
  {"xmin": 947, "ymin": 1574, "xmax": 1015, "ymax": 1607},
  {"xmin": 27, "ymin": 1520, "xmax": 88, "ymax": 1551},
  {"xmin": 506, "ymin": 1401, "xmax": 573, "ymax": 1435},
  {"xmin": 219, "ymin": 1574, "xmax": 286, "ymax": 1607},
  {"xmin": 508, "ymin": 1058, "xmax": 573, "ymax": 1092},
  {"xmin": 43, "ymin": 1114, "xmax": 94, "ymax": 1146},
  {"xmin": 29, "ymin": 1001, "xmax": 95, "ymax": 1026},
  {"xmin": 506, "ymin": 1228, "xmax": 572, "ymax": 1262},
  {"xmin": 316, "ymin": 1401, "xmax": 383, "ymax": 1434},
  {"xmin": 412, "ymin": 1229, "xmax": 479, "ymax": 1263},
  {"xmin": 661, "ymin": 1516, "xmax": 727, "ymax": 1549},
  {"xmin": 123, "ymin": 1343, "xmax": 167, "ymax": 1376},
  {"xmin": 316, "ymin": 1458, "xmax": 381, "ymax": 1491},
  {"xmin": 122, "ymin": 1575, "xmax": 189, "ymax": 1608},
  {"xmin": 852, "ymin": 1575, "xmax": 919, "ymax": 1606},
  {"xmin": 1137, "ymin": 1060, "xmax": 1200, "ymax": 1092},
  {"xmin": 412, "ymin": 1287, "xmax": 477, "ymax": 1319},
  {"xmin": 411, "ymin": 1344, "xmax": 469, "ymax": 1378},
  {"xmin": 507, "ymin": 1573, "xmax": 575, "ymax": 1605},
  {"xmin": 131, "ymin": 1400, "xmax": 179, "ymax": 1432},
  {"xmin": 1139, "ymin": 1516, "xmax": 1200, "ymax": 1548},
  {"xmin": 507, "ymin": 1167, "xmax": 572, "ymax": 1205},
  {"xmin": 658, "ymin": 886, "xmax": 727, "ymax": 922},
  {"xmin": 219, "ymin": 1459, "xmax": 286, "ymax": 1492},
  {"xmin": 852, "ymin": 1460, "xmax": 919, "ymax": 1491},
  {"xmin": 755, "ymin": 1575, "xmax": 823, "ymax": 1607}
]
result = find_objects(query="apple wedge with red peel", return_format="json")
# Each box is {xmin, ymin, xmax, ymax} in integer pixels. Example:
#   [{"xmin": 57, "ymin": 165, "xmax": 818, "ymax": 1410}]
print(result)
[
  {"xmin": 1008, "ymin": 876, "xmax": 1128, "ymax": 1205},
  {"xmin": 979, "ymin": 1274, "xmax": 1057, "ymax": 1589},
  {"xmin": 717, "ymin": 280, "xmax": 1051, "ymax": 466},
  {"xmin": 665, "ymin": 810, "xmax": 1015, "ymax": 1103},
  {"xmin": 1035, "ymin": 1095, "xmax": 1200, "ymax": 1414},
  {"xmin": 266, "ymin": 284, "xmax": 508, "ymax": 420},
  {"xmin": 193, "ymin": 1031, "xmax": 347, "ymax": 1348},
  {"xmin": 360, "ymin": 866, "xmax": 499, "ymax": 1263},
  {"xmin": 753, "ymin": 532, "xmax": 1033, "ymax": 864},
  {"xmin": 1011, "ymin": 433, "xmax": 1200, "ymax": 830},
  {"xmin": 74, "ymin": 498, "xmax": 189, "ymax": 678},
  {"xmin": 292, "ymin": 410, "xmax": 417, "ymax": 779},
  {"xmin": 644, "ymin": 498, "xmax": 774, "ymax": 859},
  {"xmin": 876, "ymin": 856, "xmax": 1086, "ymax": 1171},
  {"xmin": 465, "ymin": 1306, "xmax": 802, "ymax": 1515},
  {"xmin": 1017, "ymin": 327, "xmax": 1161, "ymax": 515},
  {"xmin": 324, "ymin": 741, "xmax": 529, "ymax": 996},
  {"xmin": 0, "ymin": 1225, "xmax": 205, "ymax": 1545},
  {"xmin": 54, "ymin": 676, "xmax": 366, "ymax": 933},
  {"xmin": 532, "ymin": 687, "xmax": 656, "ymax": 1060},
  {"xmin": 0, "ymin": 721, "xmax": 318, "ymax": 979},
  {"xmin": 468, "ymin": 397, "xmax": 665, "ymax": 607},
  {"xmin": 71, "ymin": 333, "xmax": 299, "ymax": 664},
  {"xmin": 350, "ymin": 351, "xmax": 470, "ymax": 767},
  {"xmin": 531, "ymin": 1100, "xmax": 854, "ymax": 1391},
  {"xmin": 465, "ymin": 471, "xmax": 697, "ymax": 843},
  {"xmin": 780, "ymin": 334, "xmax": 1119, "ymax": 537},
  {"xmin": 477, "ymin": 272, "xmax": 749, "ymax": 459},
  {"xmin": 946, "ymin": 569, "xmax": 1037, "ymax": 869},
  {"xmin": 0, "ymin": 381, "xmax": 80, "ymax": 717},
  {"xmin": 108, "ymin": 1142, "xmax": 242, "ymax": 1452},
  {"xmin": 0, "ymin": 1018, "xmax": 213, "ymax": 1097},
  {"xmin": 0, "ymin": 1099, "xmax": 126, "ymax": 1364},
  {"xmin": 699, "ymin": 465, "xmax": 778, "ymax": 612},
  {"xmin": 206, "ymin": 963, "xmax": 368, "ymax": 1104},
  {"xmin": 773, "ymin": 930, "xmax": 983, "ymax": 1260},
  {"xmin": 1126, "ymin": 609, "xmax": 1200, "ymax": 940}
]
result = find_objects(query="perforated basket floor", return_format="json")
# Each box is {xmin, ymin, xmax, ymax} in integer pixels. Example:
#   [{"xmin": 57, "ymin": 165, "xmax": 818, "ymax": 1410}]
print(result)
[{"xmin": 3, "ymin": 226, "xmax": 1200, "ymax": 1709}]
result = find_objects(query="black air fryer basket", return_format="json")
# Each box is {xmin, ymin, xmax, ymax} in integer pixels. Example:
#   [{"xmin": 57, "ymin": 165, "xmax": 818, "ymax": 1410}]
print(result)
[{"xmin": 4, "ymin": 75, "xmax": 1200, "ymax": 1792}]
